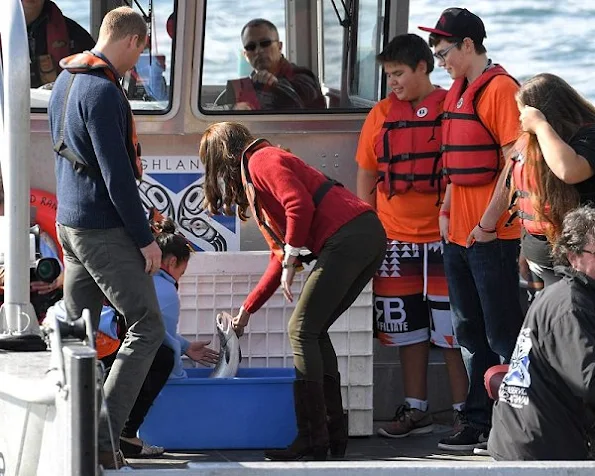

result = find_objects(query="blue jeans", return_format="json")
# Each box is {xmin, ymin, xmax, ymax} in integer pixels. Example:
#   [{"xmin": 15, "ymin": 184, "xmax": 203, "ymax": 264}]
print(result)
[{"xmin": 443, "ymin": 239, "xmax": 523, "ymax": 431}]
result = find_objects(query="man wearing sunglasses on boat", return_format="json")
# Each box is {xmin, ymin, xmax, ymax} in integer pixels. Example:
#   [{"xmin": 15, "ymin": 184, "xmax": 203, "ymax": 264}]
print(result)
[{"xmin": 214, "ymin": 18, "xmax": 325, "ymax": 111}]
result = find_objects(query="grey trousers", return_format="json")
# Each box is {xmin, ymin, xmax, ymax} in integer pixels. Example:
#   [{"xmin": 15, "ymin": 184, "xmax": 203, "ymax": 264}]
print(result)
[{"xmin": 57, "ymin": 225, "xmax": 164, "ymax": 451}]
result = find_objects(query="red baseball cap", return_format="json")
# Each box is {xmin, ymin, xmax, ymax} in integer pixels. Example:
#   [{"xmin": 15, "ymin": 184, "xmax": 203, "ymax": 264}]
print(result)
[{"xmin": 419, "ymin": 8, "xmax": 486, "ymax": 45}]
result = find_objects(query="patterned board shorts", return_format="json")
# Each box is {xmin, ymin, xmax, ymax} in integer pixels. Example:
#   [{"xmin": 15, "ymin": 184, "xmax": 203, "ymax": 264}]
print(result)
[{"xmin": 373, "ymin": 239, "xmax": 459, "ymax": 348}]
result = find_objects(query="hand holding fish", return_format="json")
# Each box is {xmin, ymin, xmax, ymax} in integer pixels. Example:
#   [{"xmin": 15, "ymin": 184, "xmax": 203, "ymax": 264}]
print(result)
[
  {"xmin": 185, "ymin": 340, "xmax": 220, "ymax": 366},
  {"xmin": 232, "ymin": 306, "xmax": 250, "ymax": 337}
]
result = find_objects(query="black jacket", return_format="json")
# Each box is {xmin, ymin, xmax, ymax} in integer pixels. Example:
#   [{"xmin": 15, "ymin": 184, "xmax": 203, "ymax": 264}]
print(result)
[{"xmin": 489, "ymin": 266, "xmax": 595, "ymax": 460}]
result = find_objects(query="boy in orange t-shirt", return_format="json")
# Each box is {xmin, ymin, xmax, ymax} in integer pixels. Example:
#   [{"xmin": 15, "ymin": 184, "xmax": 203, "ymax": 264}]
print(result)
[
  {"xmin": 356, "ymin": 33, "xmax": 468, "ymax": 441},
  {"xmin": 419, "ymin": 7, "xmax": 524, "ymax": 452}
]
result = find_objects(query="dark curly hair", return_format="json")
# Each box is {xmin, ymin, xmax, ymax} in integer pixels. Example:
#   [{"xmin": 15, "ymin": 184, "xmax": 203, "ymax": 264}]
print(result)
[{"xmin": 552, "ymin": 205, "xmax": 595, "ymax": 266}]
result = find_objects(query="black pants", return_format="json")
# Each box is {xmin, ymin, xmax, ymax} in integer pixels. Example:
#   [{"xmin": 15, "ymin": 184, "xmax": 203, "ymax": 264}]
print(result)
[{"xmin": 102, "ymin": 343, "xmax": 175, "ymax": 438}]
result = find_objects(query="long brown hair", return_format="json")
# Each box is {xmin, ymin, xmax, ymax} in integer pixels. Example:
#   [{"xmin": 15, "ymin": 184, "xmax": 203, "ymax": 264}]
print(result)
[
  {"xmin": 198, "ymin": 122, "xmax": 254, "ymax": 221},
  {"xmin": 516, "ymin": 73, "xmax": 595, "ymax": 238}
]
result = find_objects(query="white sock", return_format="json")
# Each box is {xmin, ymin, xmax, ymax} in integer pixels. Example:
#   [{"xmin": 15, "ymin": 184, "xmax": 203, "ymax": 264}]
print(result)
[
  {"xmin": 452, "ymin": 402, "xmax": 465, "ymax": 412},
  {"xmin": 405, "ymin": 397, "xmax": 428, "ymax": 412}
]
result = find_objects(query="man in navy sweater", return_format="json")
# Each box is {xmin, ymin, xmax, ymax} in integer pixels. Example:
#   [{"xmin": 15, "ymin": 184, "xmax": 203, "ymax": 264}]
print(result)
[{"xmin": 48, "ymin": 6, "xmax": 164, "ymax": 470}]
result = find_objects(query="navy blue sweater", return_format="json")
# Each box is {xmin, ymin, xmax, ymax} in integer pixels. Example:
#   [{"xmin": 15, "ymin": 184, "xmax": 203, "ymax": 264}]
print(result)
[{"xmin": 49, "ymin": 57, "xmax": 153, "ymax": 248}]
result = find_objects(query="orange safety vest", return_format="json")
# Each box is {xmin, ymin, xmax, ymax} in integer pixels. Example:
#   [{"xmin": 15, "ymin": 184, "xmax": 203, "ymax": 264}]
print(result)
[
  {"xmin": 230, "ymin": 62, "xmax": 326, "ymax": 110},
  {"xmin": 375, "ymin": 88, "xmax": 446, "ymax": 196},
  {"xmin": 506, "ymin": 137, "xmax": 549, "ymax": 235},
  {"xmin": 96, "ymin": 330, "xmax": 120, "ymax": 359},
  {"xmin": 38, "ymin": 1, "xmax": 71, "ymax": 84},
  {"xmin": 55, "ymin": 52, "xmax": 143, "ymax": 180},
  {"xmin": 230, "ymin": 78, "xmax": 262, "ymax": 110},
  {"xmin": 240, "ymin": 139, "xmax": 339, "ymax": 265},
  {"xmin": 440, "ymin": 64, "xmax": 515, "ymax": 186}
]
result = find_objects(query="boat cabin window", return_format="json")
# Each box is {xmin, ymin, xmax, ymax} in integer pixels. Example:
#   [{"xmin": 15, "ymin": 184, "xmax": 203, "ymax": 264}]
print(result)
[
  {"xmin": 29, "ymin": 0, "xmax": 176, "ymax": 115},
  {"xmin": 199, "ymin": 0, "xmax": 385, "ymax": 114},
  {"xmin": 352, "ymin": 0, "xmax": 385, "ymax": 103}
]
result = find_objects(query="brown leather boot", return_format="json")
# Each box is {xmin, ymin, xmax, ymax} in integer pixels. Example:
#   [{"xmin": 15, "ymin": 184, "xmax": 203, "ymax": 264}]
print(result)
[
  {"xmin": 324, "ymin": 374, "xmax": 348, "ymax": 457},
  {"xmin": 265, "ymin": 379, "xmax": 329, "ymax": 461}
]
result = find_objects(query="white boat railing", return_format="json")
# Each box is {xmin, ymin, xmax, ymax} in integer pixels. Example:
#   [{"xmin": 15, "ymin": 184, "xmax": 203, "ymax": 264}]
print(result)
[{"xmin": 0, "ymin": 0, "xmax": 42, "ymax": 340}]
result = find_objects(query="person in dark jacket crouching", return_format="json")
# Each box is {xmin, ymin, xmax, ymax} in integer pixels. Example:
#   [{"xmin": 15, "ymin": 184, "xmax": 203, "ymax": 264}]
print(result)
[{"xmin": 489, "ymin": 204, "xmax": 595, "ymax": 460}]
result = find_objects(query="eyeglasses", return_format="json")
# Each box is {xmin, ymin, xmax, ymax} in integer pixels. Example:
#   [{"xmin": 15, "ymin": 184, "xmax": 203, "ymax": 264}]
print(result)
[
  {"xmin": 243, "ymin": 39, "xmax": 277, "ymax": 52},
  {"xmin": 433, "ymin": 43, "xmax": 460, "ymax": 61}
]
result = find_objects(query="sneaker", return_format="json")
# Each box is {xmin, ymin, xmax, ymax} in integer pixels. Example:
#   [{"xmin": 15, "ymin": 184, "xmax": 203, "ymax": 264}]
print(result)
[
  {"xmin": 98, "ymin": 449, "xmax": 130, "ymax": 469},
  {"xmin": 377, "ymin": 403, "xmax": 433, "ymax": 438},
  {"xmin": 473, "ymin": 441, "xmax": 490, "ymax": 456},
  {"xmin": 438, "ymin": 425, "xmax": 489, "ymax": 451},
  {"xmin": 452, "ymin": 409, "xmax": 467, "ymax": 434}
]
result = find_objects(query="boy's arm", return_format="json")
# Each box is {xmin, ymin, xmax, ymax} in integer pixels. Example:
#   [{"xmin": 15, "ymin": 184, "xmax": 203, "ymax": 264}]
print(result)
[
  {"xmin": 356, "ymin": 167, "xmax": 377, "ymax": 209},
  {"xmin": 466, "ymin": 154, "xmax": 513, "ymax": 246}
]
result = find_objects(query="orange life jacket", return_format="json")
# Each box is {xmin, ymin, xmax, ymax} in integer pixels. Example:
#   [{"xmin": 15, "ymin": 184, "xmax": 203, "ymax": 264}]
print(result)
[
  {"xmin": 240, "ymin": 139, "xmax": 339, "ymax": 265},
  {"xmin": 37, "ymin": 1, "xmax": 71, "ymax": 84},
  {"xmin": 229, "ymin": 61, "xmax": 326, "ymax": 110},
  {"xmin": 440, "ymin": 64, "xmax": 515, "ymax": 186},
  {"xmin": 375, "ymin": 88, "xmax": 446, "ymax": 196},
  {"xmin": 230, "ymin": 78, "xmax": 261, "ymax": 110},
  {"xmin": 506, "ymin": 138, "xmax": 549, "ymax": 235},
  {"xmin": 55, "ymin": 52, "xmax": 143, "ymax": 180},
  {"xmin": 96, "ymin": 330, "xmax": 120, "ymax": 359}
]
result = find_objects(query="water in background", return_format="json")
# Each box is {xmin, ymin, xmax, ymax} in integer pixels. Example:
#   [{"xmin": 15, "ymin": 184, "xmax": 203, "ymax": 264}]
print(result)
[
  {"xmin": 409, "ymin": 0, "xmax": 595, "ymax": 100},
  {"xmin": 59, "ymin": 0, "xmax": 595, "ymax": 101}
]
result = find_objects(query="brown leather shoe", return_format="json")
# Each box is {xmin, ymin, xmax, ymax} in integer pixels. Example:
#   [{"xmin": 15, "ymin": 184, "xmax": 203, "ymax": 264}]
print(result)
[{"xmin": 98, "ymin": 449, "xmax": 129, "ymax": 469}]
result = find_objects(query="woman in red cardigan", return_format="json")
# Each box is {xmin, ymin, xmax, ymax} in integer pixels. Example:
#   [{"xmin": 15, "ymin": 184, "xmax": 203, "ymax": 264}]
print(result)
[{"xmin": 199, "ymin": 122, "xmax": 386, "ymax": 461}]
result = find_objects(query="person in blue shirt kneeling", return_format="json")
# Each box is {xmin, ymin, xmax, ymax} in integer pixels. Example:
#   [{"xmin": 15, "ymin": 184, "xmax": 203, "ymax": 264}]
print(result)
[{"xmin": 105, "ymin": 217, "xmax": 219, "ymax": 457}]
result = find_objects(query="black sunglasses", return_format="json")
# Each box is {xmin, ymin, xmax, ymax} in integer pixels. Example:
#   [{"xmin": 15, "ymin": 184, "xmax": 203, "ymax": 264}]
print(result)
[{"xmin": 243, "ymin": 39, "xmax": 277, "ymax": 52}]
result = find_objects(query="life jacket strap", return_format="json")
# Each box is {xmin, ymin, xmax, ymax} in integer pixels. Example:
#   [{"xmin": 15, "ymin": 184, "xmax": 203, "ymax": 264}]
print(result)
[{"xmin": 53, "ymin": 74, "xmax": 99, "ymax": 177}]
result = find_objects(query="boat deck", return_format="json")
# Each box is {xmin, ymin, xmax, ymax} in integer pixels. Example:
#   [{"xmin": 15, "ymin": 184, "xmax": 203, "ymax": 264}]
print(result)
[
  {"xmin": 125, "ymin": 419, "xmax": 487, "ymax": 469},
  {"xmin": 117, "ymin": 423, "xmax": 595, "ymax": 476}
]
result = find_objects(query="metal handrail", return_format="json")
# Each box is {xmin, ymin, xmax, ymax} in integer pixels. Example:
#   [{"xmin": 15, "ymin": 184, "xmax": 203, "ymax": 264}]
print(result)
[{"xmin": 0, "ymin": 0, "xmax": 37, "ymax": 335}]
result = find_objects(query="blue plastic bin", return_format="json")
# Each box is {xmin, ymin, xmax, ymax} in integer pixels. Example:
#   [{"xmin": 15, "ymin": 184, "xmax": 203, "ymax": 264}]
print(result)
[{"xmin": 139, "ymin": 368, "xmax": 297, "ymax": 450}]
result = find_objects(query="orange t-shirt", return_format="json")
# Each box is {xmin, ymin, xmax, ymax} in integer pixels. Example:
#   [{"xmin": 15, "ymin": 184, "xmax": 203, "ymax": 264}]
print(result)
[
  {"xmin": 355, "ymin": 96, "xmax": 442, "ymax": 243},
  {"xmin": 448, "ymin": 75, "xmax": 522, "ymax": 246}
]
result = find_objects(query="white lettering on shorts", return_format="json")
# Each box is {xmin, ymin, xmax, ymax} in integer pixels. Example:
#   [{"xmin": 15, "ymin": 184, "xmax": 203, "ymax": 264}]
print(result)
[{"xmin": 374, "ymin": 297, "xmax": 408, "ymax": 333}]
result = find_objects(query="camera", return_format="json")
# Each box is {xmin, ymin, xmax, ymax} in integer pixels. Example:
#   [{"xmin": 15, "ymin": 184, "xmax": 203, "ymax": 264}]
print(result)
[
  {"xmin": 30, "ymin": 257, "xmax": 61, "ymax": 283},
  {"xmin": 0, "ymin": 224, "xmax": 63, "ymax": 322}
]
